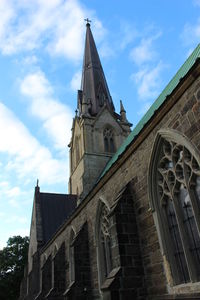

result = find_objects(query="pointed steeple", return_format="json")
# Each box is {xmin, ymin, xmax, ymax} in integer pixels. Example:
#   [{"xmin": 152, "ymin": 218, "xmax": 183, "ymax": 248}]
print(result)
[
  {"xmin": 78, "ymin": 21, "xmax": 115, "ymax": 116},
  {"xmin": 120, "ymin": 100, "xmax": 128, "ymax": 122}
]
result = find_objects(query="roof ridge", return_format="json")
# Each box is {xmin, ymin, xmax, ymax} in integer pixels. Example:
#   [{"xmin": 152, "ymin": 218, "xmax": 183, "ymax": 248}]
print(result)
[{"xmin": 99, "ymin": 43, "xmax": 200, "ymax": 179}]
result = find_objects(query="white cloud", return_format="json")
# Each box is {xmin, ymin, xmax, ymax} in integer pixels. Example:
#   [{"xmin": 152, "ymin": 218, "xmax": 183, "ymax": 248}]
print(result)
[
  {"xmin": 5, "ymin": 187, "xmax": 22, "ymax": 199},
  {"xmin": 70, "ymin": 70, "xmax": 81, "ymax": 91},
  {"xmin": 22, "ymin": 55, "xmax": 38, "ymax": 65},
  {"xmin": 20, "ymin": 71, "xmax": 73, "ymax": 151},
  {"xmin": 0, "ymin": 181, "xmax": 25, "ymax": 207},
  {"xmin": 130, "ymin": 29, "xmax": 164, "ymax": 101},
  {"xmin": 181, "ymin": 18, "xmax": 200, "ymax": 47},
  {"xmin": 131, "ymin": 62, "xmax": 164, "ymax": 100},
  {"xmin": 99, "ymin": 43, "xmax": 115, "ymax": 58},
  {"xmin": 0, "ymin": 181, "xmax": 9, "ymax": 188},
  {"xmin": 130, "ymin": 32, "xmax": 161, "ymax": 65},
  {"xmin": 119, "ymin": 22, "xmax": 138, "ymax": 50},
  {"xmin": 0, "ymin": 0, "xmax": 104, "ymax": 62},
  {"xmin": 5, "ymin": 215, "xmax": 28, "ymax": 224},
  {"xmin": 193, "ymin": 0, "xmax": 200, "ymax": 6},
  {"xmin": 0, "ymin": 102, "xmax": 68, "ymax": 185},
  {"xmin": 0, "ymin": 0, "xmax": 15, "ymax": 38}
]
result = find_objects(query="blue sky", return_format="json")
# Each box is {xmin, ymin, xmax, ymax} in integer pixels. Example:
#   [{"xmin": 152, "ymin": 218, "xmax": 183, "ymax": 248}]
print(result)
[{"xmin": 0, "ymin": 0, "xmax": 200, "ymax": 249}]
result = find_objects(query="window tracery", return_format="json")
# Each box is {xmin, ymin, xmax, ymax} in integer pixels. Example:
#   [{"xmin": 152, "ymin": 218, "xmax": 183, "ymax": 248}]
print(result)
[
  {"xmin": 154, "ymin": 137, "xmax": 200, "ymax": 284},
  {"xmin": 103, "ymin": 128, "xmax": 115, "ymax": 153},
  {"xmin": 97, "ymin": 202, "xmax": 112, "ymax": 285},
  {"xmin": 100, "ymin": 204, "xmax": 112, "ymax": 278}
]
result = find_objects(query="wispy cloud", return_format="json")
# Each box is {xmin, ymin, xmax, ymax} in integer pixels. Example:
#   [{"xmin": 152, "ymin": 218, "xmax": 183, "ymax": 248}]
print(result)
[
  {"xmin": 130, "ymin": 32, "xmax": 161, "ymax": 65},
  {"xmin": 181, "ymin": 18, "xmax": 200, "ymax": 47},
  {"xmin": 0, "ymin": 0, "xmax": 104, "ymax": 62},
  {"xmin": 0, "ymin": 0, "xmax": 15, "ymax": 38},
  {"xmin": 0, "ymin": 180, "xmax": 29, "ymax": 208},
  {"xmin": 131, "ymin": 62, "xmax": 164, "ymax": 100},
  {"xmin": 5, "ymin": 215, "xmax": 28, "ymax": 224},
  {"xmin": 120, "ymin": 23, "xmax": 138, "ymax": 50},
  {"xmin": 22, "ymin": 55, "xmax": 38, "ymax": 66},
  {"xmin": 70, "ymin": 70, "xmax": 82, "ymax": 91},
  {"xmin": 20, "ymin": 70, "xmax": 73, "ymax": 151},
  {"xmin": 130, "ymin": 29, "xmax": 164, "ymax": 105},
  {"xmin": 193, "ymin": 0, "xmax": 200, "ymax": 6},
  {"xmin": 127, "ymin": 27, "xmax": 165, "ymax": 117},
  {"xmin": 99, "ymin": 42, "xmax": 115, "ymax": 58},
  {"xmin": 0, "ymin": 102, "xmax": 68, "ymax": 185}
]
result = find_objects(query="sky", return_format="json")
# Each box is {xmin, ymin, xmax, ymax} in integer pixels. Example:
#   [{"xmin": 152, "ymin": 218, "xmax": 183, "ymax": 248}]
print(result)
[{"xmin": 0, "ymin": 0, "xmax": 200, "ymax": 249}]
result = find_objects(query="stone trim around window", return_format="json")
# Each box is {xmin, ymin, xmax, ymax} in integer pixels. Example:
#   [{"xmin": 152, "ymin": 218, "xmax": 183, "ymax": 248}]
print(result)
[
  {"xmin": 148, "ymin": 129, "xmax": 200, "ymax": 286},
  {"xmin": 95, "ymin": 198, "xmax": 112, "ymax": 290}
]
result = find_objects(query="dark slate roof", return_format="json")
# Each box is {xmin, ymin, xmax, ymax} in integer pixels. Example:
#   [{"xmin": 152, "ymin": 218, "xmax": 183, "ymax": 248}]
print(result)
[
  {"xmin": 80, "ymin": 23, "xmax": 115, "ymax": 115},
  {"xmin": 39, "ymin": 193, "xmax": 77, "ymax": 244},
  {"xmin": 100, "ymin": 43, "xmax": 200, "ymax": 179}
]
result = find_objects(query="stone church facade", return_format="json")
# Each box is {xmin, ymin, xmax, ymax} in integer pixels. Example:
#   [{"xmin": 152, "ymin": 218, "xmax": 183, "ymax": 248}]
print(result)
[{"xmin": 20, "ymin": 22, "xmax": 200, "ymax": 300}]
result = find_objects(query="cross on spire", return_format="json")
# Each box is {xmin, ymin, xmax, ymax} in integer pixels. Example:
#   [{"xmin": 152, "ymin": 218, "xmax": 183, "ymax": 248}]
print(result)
[{"xmin": 84, "ymin": 18, "xmax": 91, "ymax": 26}]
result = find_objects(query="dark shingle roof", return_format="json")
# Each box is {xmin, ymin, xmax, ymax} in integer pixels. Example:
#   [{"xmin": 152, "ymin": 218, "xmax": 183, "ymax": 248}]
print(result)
[{"xmin": 39, "ymin": 193, "xmax": 77, "ymax": 244}]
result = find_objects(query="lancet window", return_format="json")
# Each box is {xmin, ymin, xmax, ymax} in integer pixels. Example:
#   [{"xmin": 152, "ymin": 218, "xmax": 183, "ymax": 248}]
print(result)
[
  {"xmin": 151, "ymin": 134, "xmax": 200, "ymax": 285},
  {"xmin": 97, "ymin": 202, "xmax": 112, "ymax": 284},
  {"xmin": 75, "ymin": 137, "xmax": 80, "ymax": 165},
  {"xmin": 103, "ymin": 128, "xmax": 115, "ymax": 153}
]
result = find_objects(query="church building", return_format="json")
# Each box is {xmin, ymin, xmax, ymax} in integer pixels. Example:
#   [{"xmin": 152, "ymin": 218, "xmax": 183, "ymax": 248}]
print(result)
[{"xmin": 19, "ymin": 21, "xmax": 200, "ymax": 300}]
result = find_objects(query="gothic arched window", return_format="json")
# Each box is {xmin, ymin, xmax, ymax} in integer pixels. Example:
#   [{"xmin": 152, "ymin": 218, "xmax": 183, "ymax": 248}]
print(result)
[
  {"xmin": 103, "ymin": 128, "xmax": 115, "ymax": 153},
  {"xmin": 75, "ymin": 137, "xmax": 80, "ymax": 166},
  {"xmin": 96, "ymin": 201, "xmax": 112, "ymax": 285},
  {"xmin": 149, "ymin": 131, "xmax": 200, "ymax": 285}
]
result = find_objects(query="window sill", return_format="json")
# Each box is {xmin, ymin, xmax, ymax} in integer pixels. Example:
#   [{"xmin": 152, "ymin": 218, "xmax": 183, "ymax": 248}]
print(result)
[
  {"xmin": 63, "ymin": 281, "xmax": 75, "ymax": 296},
  {"xmin": 168, "ymin": 281, "xmax": 200, "ymax": 296},
  {"xmin": 101, "ymin": 267, "xmax": 121, "ymax": 290}
]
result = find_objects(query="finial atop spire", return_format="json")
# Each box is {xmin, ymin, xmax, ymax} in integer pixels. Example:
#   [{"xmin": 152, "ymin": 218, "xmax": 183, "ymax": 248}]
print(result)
[
  {"xmin": 35, "ymin": 178, "xmax": 40, "ymax": 193},
  {"xmin": 84, "ymin": 18, "xmax": 91, "ymax": 26}
]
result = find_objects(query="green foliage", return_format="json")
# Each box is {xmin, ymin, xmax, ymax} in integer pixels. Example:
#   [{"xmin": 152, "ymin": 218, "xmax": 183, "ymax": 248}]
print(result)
[{"xmin": 0, "ymin": 236, "xmax": 29, "ymax": 300}]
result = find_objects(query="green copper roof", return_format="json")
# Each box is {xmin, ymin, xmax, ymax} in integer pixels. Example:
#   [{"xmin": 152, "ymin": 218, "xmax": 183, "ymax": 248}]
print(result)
[{"xmin": 100, "ymin": 43, "xmax": 200, "ymax": 179}]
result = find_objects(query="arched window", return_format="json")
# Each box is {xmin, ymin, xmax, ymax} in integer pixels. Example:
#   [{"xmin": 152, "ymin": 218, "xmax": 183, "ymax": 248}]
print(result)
[
  {"xmin": 75, "ymin": 137, "xmax": 80, "ymax": 165},
  {"xmin": 103, "ymin": 128, "xmax": 115, "ymax": 153},
  {"xmin": 149, "ymin": 130, "xmax": 200, "ymax": 285},
  {"xmin": 96, "ymin": 201, "xmax": 112, "ymax": 285},
  {"xmin": 69, "ymin": 228, "xmax": 75, "ymax": 284},
  {"xmin": 54, "ymin": 243, "xmax": 66, "ymax": 294}
]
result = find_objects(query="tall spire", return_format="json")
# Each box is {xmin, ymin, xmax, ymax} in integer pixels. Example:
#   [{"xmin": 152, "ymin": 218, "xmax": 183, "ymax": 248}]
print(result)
[{"xmin": 78, "ymin": 21, "xmax": 115, "ymax": 116}]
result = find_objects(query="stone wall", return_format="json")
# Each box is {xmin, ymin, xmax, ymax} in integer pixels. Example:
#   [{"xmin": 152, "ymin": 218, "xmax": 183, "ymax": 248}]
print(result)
[{"xmin": 20, "ymin": 72, "xmax": 200, "ymax": 299}]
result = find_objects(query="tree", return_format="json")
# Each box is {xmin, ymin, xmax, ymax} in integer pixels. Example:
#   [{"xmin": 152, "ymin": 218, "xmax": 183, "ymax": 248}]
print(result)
[{"xmin": 0, "ymin": 236, "xmax": 29, "ymax": 300}]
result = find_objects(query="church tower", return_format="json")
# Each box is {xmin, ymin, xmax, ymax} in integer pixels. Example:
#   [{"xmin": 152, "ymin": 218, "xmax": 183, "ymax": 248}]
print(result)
[{"xmin": 68, "ymin": 21, "xmax": 132, "ymax": 200}]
